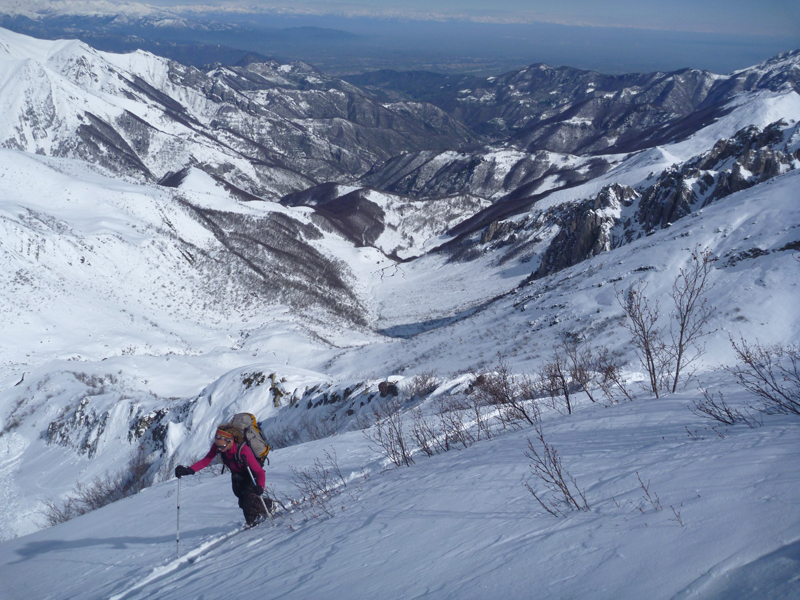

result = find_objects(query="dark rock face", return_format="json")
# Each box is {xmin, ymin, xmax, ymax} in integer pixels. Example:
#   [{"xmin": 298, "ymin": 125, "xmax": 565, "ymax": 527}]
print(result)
[
  {"xmin": 636, "ymin": 121, "xmax": 796, "ymax": 232},
  {"xmin": 281, "ymin": 184, "xmax": 387, "ymax": 249},
  {"xmin": 533, "ymin": 184, "xmax": 639, "ymax": 279},
  {"xmin": 527, "ymin": 120, "xmax": 798, "ymax": 280}
]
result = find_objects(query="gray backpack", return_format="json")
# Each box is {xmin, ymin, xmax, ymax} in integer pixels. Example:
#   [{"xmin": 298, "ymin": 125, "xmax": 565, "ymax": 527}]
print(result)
[{"xmin": 230, "ymin": 412, "xmax": 271, "ymax": 466}]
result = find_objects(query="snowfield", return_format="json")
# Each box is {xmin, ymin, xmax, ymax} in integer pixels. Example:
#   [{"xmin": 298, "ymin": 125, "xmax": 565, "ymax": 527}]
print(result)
[
  {"xmin": 1, "ymin": 27, "xmax": 800, "ymax": 600},
  {"xmin": 1, "ymin": 376, "xmax": 799, "ymax": 600}
]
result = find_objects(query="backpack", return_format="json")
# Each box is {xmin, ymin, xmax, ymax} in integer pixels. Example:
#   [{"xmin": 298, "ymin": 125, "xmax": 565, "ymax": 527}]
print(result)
[{"xmin": 230, "ymin": 412, "xmax": 271, "ymax": 466}]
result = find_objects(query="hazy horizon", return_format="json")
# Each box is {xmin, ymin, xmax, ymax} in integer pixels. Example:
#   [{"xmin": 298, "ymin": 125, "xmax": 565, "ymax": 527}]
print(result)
[{"xmin": 1, "ymin": 0, "xmax": 798, "ymax": 75}]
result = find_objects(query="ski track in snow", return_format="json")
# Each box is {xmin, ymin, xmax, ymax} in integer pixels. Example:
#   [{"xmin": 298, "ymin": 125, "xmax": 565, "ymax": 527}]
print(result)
[{"xmin": 108, "ymin": 527, "xmax": 244, "ymax": 600}]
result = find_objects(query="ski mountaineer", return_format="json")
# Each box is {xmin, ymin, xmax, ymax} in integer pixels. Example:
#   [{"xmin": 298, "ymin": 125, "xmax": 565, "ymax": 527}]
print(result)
[{"xmin": 174, "ymin": 424, "xmax": 269, "ymax": 526}]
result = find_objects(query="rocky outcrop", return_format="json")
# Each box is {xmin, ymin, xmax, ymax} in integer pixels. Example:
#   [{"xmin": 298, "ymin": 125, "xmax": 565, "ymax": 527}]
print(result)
[
  {"xmin": 529, "ymin": 120, "xmax": 797, "ymax": 280},
  {"xmin": 532, "ymin": 184, "xmax": 638, "ymax": 279},
  {"xmin": 637, "ymin": 121, "xmax": 797, "ymax": 231}
]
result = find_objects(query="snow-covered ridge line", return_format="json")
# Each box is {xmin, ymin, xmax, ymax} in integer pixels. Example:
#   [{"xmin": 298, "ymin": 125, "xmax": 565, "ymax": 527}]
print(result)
[{"xmin": 0, "ymin": 26, "xmax": 799, "ymax": 559}]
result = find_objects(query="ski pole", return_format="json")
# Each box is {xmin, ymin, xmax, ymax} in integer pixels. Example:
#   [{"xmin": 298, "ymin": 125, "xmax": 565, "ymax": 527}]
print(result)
[
  {"xmin": 247, "ymin": 466, "xmax": 274, "ymax": 525},
  {"xmin": 176, "ymin": 477, "xmax": 181, "ymax": 558}
]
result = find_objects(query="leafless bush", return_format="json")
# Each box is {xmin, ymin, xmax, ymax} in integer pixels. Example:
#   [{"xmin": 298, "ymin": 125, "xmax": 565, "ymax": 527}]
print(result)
[
  {"xmin": 636, "ymin": 472, "xmax": 662, "ymax": 511},
  {"xmin": 433, "ymin": 396, "xmax": 475, "ymax": 450},
  {"xmin": 690, "ymin": 388, "xmax": 761, "ymax": 428},
  {"xmin": 670, "ymin": 504, "xmax": 684, "ymax": 527},
  {"xmin": 290, "ymin": 447, "xmax": 348, "ymax": 519},
  {"xmin": 668, "ymin": 247, "xmax": 716, "ymax": 392},
  {"xmin": 616, "ymin": 281, "xmax": 669, "ymax": 397},
  {"xmin": 41, "ymin": 447, "xmax": 155, "ymax": 526},
  {"xmin": 410, "ymin": 407, "xmax": 439, "ymax": 457},
  {"xmin": 352, "ymin": 410, "xmax": 376, "ymax": 431},
  {"xmin": 726, "ymin": 337, "xmax": 800, "ymax": 415},
  {"xmin": 363, "ymin": 398, "xmax": 414, "ymax": 467},
  {"xmin": 542, "ymin": 346, "xmax": 575, "ymax": 415},
  {"xmin": 410, "ymin": 393, "xmax": 491, "ymax": 457},
  {"xmin": 557, "ymin": 333, "xmax": 600, "ymax": 403},
  {"xmin": 301, "ymin": 411, "xmax": 338, "ymax": 441},
  {"xmin": 524, "ymin": 425, "xmax": 589, "ymax": 517},
  {"xmin": 405, "ymin": 370, "xmax": 440, "ymax": 399},
  {"xmin": 472, "ymin": 355, "xmax": 539, "ymax": 427},
  {"xmin": 464, "ymin": 391, "xmax": 494, "ymax": 441},
  {"xmin": 616, "ymin": 247, "xmax": 716, "ymax": 396},
  {"xmin": 594, "ymin": 346, "xmax": 635, "ymax": 403},
  {"xmin": 263, "ymin": 423, "xmax": 303, "ymax": 449}
]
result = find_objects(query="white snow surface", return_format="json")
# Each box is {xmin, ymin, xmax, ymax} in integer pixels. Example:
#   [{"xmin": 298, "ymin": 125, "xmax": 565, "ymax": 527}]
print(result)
[
  {"xmin": 1, "ymin": 29, "xmax": 800, "ymax": 600},
  {"xmin": 1, "ymin": 377, "xmax": 799, "ymax": 600}
]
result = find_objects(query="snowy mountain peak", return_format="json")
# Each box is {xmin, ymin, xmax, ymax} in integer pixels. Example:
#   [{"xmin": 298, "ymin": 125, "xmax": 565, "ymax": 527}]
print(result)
[
  {"xmin": 0, "ymin": 31, "xmax": 800, "ymax": 600},
  {"xmin": 0, "ymin": 0, "xmax": 168, "ymax": 20}
]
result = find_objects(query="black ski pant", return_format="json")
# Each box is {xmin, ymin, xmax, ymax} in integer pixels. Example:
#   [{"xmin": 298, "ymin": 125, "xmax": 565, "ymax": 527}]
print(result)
[{"xmin": 231, "ymin": 471, "xmax": 266, "ymax": 525}]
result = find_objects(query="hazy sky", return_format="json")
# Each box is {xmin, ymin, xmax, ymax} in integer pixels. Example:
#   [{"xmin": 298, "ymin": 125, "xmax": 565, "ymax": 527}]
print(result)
[
  {"xmin": 156, "ymin": 0, "xmax": 799, "ymax": 36},
  {"xmin": 15, "ymin": 0, "xmax": 799, "ymax": 73}
]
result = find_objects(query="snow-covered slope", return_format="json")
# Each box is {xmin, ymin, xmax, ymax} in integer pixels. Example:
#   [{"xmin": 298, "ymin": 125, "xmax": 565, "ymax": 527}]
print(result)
[
  {"xmin": 0, "ymin": 26, "xmax": 474, "ymax": 200},
  {"xmin": 0, "ymin": 28, "xmax": 799, "ymax": 599},
  {"xmin": 1, "ymin": 372, "xmax": 799, "ymax": 600}
]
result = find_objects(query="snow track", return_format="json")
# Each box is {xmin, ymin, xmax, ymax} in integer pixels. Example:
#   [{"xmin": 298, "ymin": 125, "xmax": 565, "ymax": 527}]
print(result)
[{"xmin": 108, "ymin": 528, "xmax": 243, "ymax": 600}]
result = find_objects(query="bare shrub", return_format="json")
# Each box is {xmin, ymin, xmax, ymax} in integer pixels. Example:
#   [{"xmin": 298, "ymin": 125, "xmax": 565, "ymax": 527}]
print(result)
[
  {"xmin": 263, "ymin": 423, "xmax": 303, "ymax": 449},
  {"xmin": 556, "ymin": 333, "xmax": 600, "ymax": 403},
  {"xmin": 472, "ymin": 355, "xmax": 539, "ymax": 427},
  {"xmin": 352, "ymin": 411, "xmax": 376, "ymax": 431},
  {"xmin": 726, "ymin": 337, "xmax": 800, "ymax": 415},
  {"xmin": 617, "ymin": 248, "xmax": 717, "ymax": 396},
  {"xmin": 410, "ymin": 407, "xmax": 439, "ymax": 457},
  {"xmin": 301, "ymin": 411, "xmax": 338, "ymax": 441},
  {"xmin": 405, "ymin": 370, "xmax": 439, "ymax": 400},
  {"xmin": 410, "ymin": 393, "xmax": 491, "ymax": 457},
  {"xmin": 363, "ymin": 398, "xmax": 414, "ymax": 467},
  {"xmin": 542, "ymin": 346, "xmax": 574, "ymax": 415},
  {"xmin": 690, "ymin": 388, "xmax": 761, "ymax": 428},
  {"xmin": 668, "ymin": 247, "xmax": 716, "ymax": 392},
  {"xmin": 616, "ymin": 281, "xmax": 668, "ymax": 397},
  {"xmin": 433, "ymin": 396, "xmax": 474, "ymax": 450},
  {"xmin": 636, "ymin": 472, "xmax": 662, "ymax": 511},
  {"xmin": 290, "ymin": 447, "xmax": 348, "ymax": 519},
  {"xmin": 464, "ymin": 391, "xmax": 494, "ymax": 441},
  {"xmin": 42, "ymin": 447, "xmax": 155, "ymax": 526},
  {"xmin": 524, "ymin": 425, "xmax": 589, "ymax": 517},
  {"xmin": 594, "ymin": 346, "xmax": 635, "ymax": 403}
]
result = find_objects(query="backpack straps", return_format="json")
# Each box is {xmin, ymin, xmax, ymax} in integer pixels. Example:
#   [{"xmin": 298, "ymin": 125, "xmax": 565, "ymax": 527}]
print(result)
[{"xmin": 218, "ymin": 442, "xmax": 245, "ymax": 470}]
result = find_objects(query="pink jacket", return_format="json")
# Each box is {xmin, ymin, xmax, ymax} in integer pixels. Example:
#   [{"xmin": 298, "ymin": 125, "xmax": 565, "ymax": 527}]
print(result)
[{"xmin": 190, "ymin": 442, "xmax": 266, "ymax": 488}]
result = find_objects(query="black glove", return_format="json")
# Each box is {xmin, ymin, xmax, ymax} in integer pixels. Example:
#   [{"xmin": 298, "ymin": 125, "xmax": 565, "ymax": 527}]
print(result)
[
  {"xmin": 254, "ymin": 485, "xmax": 264, "ymax": 496},
  {"xmin": 175, "ymin": 465, "xmax": 194, "ymax": 478}
]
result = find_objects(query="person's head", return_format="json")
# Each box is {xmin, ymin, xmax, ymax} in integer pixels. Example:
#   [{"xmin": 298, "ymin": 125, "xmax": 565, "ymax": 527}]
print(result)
[{"xmin": 214, "ymin": 424, "xmax": 242, "ymax": 451}]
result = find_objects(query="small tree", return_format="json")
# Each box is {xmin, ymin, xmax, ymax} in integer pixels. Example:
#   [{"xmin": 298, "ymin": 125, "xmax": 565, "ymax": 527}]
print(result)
[
  {"xmin": 363, "ymin": 398, "xmax": 414, "ymax": 467},
  {"xmin": 472, "ymin": 355, "xmax": 539, "ymax": 427},
  {"xmin": 557, "ymin": 333, "xmax": 598, "ymax": 403},
  {"xmin": 543, "ymin": 347, "xmax": 573, "ymax": 415},
  {"xmin": 726, "ymin": 337, "xmax": 800, "ymax": 415},
  {"xmin": 616, "ymin": 247, "xmax": 716, "ymax": 396},
  {"xmin": 616, "ymin": 281, "xmax": 667, "ymax": 397},
  {"xmin": 668, "ymin": 247, "xmax": 716, "ymax": 392}
]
